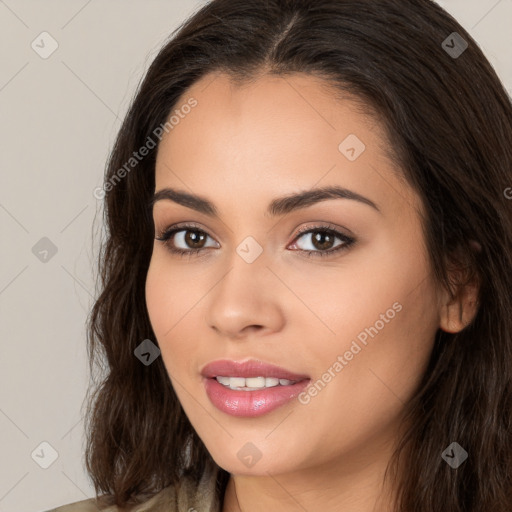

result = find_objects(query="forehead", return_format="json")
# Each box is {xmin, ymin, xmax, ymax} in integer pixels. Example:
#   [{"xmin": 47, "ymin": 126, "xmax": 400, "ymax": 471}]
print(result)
[
  {"xmin": 154, "ymin": 72, "xmax": 420, "ymax": 219},
  {"xmin": 159, "ymin": 71, "xmax": 383, "ymax": 151}
]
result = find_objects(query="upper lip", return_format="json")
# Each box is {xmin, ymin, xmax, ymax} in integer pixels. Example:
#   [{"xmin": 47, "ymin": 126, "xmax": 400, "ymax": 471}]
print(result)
[{"xmin": 201, "ymin": 359, "xmax": 310, "ymax": 381}]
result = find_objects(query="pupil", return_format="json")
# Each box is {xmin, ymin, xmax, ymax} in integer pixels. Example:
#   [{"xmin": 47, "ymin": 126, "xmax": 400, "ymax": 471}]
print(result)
[
  {"xmin": 313, "ymin": 232, "xmax": 333, "ymax": 250},
  {"xmin": 186, "ymin": 230, "xmax": 205, "ymax": 248}
]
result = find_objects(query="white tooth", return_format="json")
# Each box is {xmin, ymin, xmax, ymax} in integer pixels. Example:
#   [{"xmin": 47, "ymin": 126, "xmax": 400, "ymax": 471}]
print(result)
[
  {"xmin": 216, "ymin": 376, "xmax": 296, "ymax": 390},
  {"xmin": 229, "ymin": 377, "xmax": 246, "ymax": 389},
  {"xmin": 245, "ymin": 377, "xmax": 266, "ymax": 388}
]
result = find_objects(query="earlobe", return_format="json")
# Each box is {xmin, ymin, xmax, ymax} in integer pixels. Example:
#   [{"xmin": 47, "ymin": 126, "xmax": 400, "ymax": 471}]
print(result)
[
  {"xmin": 438, "ymin": 242, "xmax": 481, "ymax": 334},
  {"xmin": 439, "ymin": 300, "xmax": 462, "ymax": 334},
  {"xmin": 439, "ymin": 292, "xmax": 478, "ymax": 334}
]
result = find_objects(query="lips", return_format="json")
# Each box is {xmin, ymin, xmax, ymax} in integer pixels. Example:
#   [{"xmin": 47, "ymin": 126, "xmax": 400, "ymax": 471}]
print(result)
[
  {"xmin": 201, "ymin": 359, "xmax": 311, "ymax": 417},
  {"xmin": 200, "ymin": 359, "xmax": 310, "ymax": 381}
]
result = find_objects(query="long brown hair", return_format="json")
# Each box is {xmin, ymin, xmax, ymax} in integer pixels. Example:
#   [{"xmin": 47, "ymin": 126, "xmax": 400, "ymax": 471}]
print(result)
[{"xmin": 84, "ymin": 0, "xmax": 512, "ymax": 510}]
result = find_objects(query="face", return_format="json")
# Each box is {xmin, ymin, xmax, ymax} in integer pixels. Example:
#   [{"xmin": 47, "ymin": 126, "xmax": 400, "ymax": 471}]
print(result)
[{"xmin": 145, "ymin": 72, "xmax": 443, "ymax": 477}]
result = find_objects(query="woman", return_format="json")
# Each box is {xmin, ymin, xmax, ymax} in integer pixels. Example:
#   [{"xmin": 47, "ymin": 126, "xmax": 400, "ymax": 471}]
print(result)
[{"xmin": 49, "ymin": 0, "xmax": 512, "ymax": 510}]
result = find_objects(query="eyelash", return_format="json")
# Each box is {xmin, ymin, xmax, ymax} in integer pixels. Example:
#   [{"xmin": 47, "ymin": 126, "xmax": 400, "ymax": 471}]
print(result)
[{"xmin": 155, "ymin": 222, "xmax": 356, "ymax": 259}]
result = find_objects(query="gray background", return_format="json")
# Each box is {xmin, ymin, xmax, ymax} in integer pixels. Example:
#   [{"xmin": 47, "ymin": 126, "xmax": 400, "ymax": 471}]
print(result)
[{"xmin": 0, "ymin": 1, "xmax": 510, "ymax": 511}]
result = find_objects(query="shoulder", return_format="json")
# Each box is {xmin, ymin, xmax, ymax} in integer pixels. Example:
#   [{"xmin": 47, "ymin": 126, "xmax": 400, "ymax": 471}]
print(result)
[
  {"xmin": 43, "ymin": 491, "xmax": 170, "ymax": 512},
  {"xmin": 43, "ymin": 487, "xmax": 175, "ymax": 512},
  {"xmin": 43, "ymin": 464, "xmax": 222, "ymax": 512},
  {"xmin": 43, "ymin": 497, "xmax": 111, "ymax": 512}
]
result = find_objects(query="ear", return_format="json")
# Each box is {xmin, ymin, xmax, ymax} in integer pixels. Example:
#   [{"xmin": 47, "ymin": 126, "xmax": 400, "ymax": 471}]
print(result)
[{"xmin": 438, "ymin": 240, "xmax": 481, "ymax": 334}]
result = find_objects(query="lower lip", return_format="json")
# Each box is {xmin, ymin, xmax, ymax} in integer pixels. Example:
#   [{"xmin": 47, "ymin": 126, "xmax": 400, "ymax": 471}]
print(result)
[{"xmin": 203, "ymin": 377, "xmax": 310, "ymax": 417}]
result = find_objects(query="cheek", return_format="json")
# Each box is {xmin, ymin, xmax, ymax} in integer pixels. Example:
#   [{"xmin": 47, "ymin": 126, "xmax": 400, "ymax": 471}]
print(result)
[
  {"xmin": 277, "ymin": 229, "xmax": 430, "ymax": 349},
  {"xmin": 289, "ymin": 280, "xmax": 438, "ymax": 466},
  {"xmin": 295, "ymin": 230, "xmax": 436, "ymax": 385},
  {"xmin": 145, "ymin": 254, "xmax": 194, "ymax": 373},
  {"xmin": 145, "ymin": 256, "xmax": 171, "ymax": 336},
  {"xmin": 145, "ymin": 252, "xmax": 199, "ymax": 336},
  {"xmin": 145, "ymin": 251, "xmax": 220, "ymax": 391}
]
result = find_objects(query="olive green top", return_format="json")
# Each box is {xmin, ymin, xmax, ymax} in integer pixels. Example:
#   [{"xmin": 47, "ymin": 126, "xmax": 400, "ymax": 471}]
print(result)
[{"xmin": 45, "ymin": 465, "xmax": 221, "ymax": 512}]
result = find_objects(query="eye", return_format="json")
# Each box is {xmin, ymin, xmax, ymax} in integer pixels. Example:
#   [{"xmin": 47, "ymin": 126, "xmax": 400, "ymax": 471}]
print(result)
[
  {"xmin": 155, "ymin": 222, "xmax": 356, "ymax": 259},
  {"xmin": 155, "ymin": 222, "xmax": 219, "ymax": 258},
  {"xmin": 289, "ymin": 223, "xmax": 355, "ymax": 258}
]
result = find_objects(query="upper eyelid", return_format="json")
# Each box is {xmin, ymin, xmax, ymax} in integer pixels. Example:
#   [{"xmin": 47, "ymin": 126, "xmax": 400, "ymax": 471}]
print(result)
[
  {"xmin": 155, "ymin": 222, "xmax": 351, "ymax": 244},
  {"xmin": 155, "ymin": 221, "xmax": 204, "ymax": 237},
  {"xmin": 155, "ymin": 222, "xmax": 355, "ymax": 261}
]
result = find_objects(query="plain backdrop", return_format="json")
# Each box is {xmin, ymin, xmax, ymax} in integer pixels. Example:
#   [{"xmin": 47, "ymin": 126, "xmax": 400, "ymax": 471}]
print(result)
[{"xmin": 0, "ymin": 1, "xmax": 510, "ymax": 511}]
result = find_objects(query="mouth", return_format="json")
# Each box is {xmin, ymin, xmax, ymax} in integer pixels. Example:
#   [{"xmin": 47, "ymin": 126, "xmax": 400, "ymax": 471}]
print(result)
[
  {"xmin": 201, "ymin": 358, "xmax": 310, "ymax": 381},
  {"xmin": 201, "ymin": 359, "xmax": 311, "ymax": 417},
  {"xmin": 213, "ymin": 375, "xmax": 301, "ymax": 390}
]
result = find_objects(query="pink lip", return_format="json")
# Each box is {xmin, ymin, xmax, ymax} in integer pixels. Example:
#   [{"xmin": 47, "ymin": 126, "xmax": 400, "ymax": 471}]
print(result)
[
  {"xmin": 201, "ymin": 359, "xmax": 310, "ymax": 417},
  {"xmin": 201, "ymin": 359, "xmax": 310, "ymax": 381}
]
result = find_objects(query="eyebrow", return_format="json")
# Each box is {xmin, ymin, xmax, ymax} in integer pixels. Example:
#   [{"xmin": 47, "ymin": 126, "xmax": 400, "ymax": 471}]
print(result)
[{"xmin": 149, "ymin": 185, "xmax": 381, "ymax": 218}]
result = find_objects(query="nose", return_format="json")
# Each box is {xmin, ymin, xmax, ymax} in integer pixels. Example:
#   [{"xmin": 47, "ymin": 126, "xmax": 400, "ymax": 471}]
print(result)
[{"xmin": 205, "ymin": 250, "xmax": 285, "ymax": 340}]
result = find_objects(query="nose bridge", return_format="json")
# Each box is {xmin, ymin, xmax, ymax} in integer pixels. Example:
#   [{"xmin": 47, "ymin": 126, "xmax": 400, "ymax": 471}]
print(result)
[
  {"xmin": 216, "ymin": 234, "xmax": 270, "ymax": 305},
  {"xmin": 205, "ymin": 235, "xmax": 284, "ymax": 337},
  {"xmin": 235, "ymin": 233, "xmax": 266, "ymax": 266}
]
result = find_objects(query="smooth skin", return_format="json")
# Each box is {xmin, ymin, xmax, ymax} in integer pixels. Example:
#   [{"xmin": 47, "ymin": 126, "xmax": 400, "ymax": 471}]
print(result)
[{"xmin": 145, "ymin": 72, "xmax": 479, "ymax": 512}]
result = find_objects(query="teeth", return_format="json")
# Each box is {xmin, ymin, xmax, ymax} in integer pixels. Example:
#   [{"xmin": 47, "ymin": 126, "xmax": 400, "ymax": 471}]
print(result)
[
  {"xmin": 229, "ymin": 377, "xmax": 245, "ymax": 388},
  {"xmin": 215, "ymin": 376, "xmax": 297, "ymax": 390},
  {"xmin": 245, "ymin": 377, "xmax": 267, "ymax": 388},
  {"xmin": 216, "ymin": 376, "xmax": 231, "ymax": 386}
]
